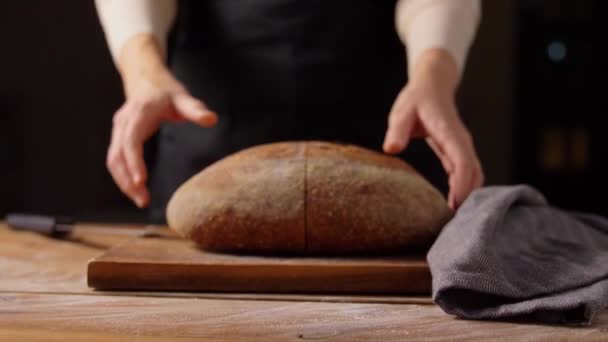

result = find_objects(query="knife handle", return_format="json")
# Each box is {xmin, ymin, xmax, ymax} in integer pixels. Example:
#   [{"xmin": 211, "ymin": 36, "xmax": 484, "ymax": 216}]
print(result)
[{"xmin": 5, "ymin": 213, "xmax": 74, "ymax": 237}]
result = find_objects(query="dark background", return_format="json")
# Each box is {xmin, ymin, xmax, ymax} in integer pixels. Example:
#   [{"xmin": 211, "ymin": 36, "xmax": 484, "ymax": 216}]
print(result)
[{"xmin": 0, "ymin": 1, "xmax": 606, "ymax": 222}]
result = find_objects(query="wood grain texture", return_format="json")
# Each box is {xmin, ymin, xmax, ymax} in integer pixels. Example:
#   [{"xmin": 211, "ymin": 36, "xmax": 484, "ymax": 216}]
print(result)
[
  {"xmin": 3, "ymin": 222, "xmax": 608, "ymax": 340},
  {"xmin": 0, "ymin": 223, "xmax": 430, "ymax": 304},
  {"xmin": 0, "ymin": 222, "xmax": 128, "ymax": 293},
  {"xmin": 87, "ymin": 236, "xmax": 431, "ymax": 294},
  {"xmin": 1, "ymin": 293, "xmax": 607, "ymax": 341}
]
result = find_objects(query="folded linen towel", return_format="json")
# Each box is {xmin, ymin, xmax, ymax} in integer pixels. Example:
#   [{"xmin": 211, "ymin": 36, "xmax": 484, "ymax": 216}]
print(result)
[{"xmin": 428, "ymin": 185, "xmax": 608, "ymax": 325}]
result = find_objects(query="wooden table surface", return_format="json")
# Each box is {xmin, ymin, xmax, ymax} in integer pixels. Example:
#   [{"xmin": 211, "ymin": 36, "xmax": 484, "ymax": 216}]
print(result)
[{"xmin": 1, "ymin": 222, "xmax": 607, "ymax": 341}]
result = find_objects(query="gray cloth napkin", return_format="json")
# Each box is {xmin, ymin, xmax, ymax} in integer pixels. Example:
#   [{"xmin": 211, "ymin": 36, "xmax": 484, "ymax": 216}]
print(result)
[{"xmin": 428, "ymin": 185, "xmax": 608, "ymax": 325}]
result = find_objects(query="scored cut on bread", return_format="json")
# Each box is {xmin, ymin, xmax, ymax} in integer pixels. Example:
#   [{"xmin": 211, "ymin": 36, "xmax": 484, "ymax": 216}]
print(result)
[{"xmin": 166, "ymin": 141, "xmax": 451, "ymax": 255}]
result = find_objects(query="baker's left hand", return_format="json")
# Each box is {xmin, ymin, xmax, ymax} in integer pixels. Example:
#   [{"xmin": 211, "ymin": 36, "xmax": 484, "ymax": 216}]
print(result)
[{"xmin": 383, "ymin": 48, "xmax": 484, "ymax": 210}]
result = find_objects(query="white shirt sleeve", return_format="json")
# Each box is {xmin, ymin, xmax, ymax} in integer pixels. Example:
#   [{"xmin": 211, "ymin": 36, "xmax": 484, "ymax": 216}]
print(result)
[
  {"xmin": 95, "ymin": 0, "xmax": 177, "ymax": 63},
  {"xmin": 395, "ymin": 0, "xmax": 481, "ymax": 79}
]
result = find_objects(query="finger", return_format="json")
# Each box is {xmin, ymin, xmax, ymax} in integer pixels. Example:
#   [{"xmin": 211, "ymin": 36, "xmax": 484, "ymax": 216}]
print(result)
[
  {"xmin": 425, "ymin": 137, "xmax": 453, "ymax": 174},
  {"xmin": 431, "ymin": 124, "xmax": 475, "ymax": 210},
  {"xmin": 119, "ymin": 144, "xmax": 150, "ymax": 208},
  {"xmin": 121, "ymin": 114, "xmax": 154, "ymax": 208},
  {"xmin": 172, "ymin": 93, "xmax": 218, "ymax": 127},
  {"xmin": 460, "ymin": 134, "xmax": 484, "ymax": 193},
  {"xmin": 107, "ymin": 109, "xmax": 128, "ymax": 188},
  {"xmin": 472, "ymin": 158, "xmax": 484, "ymax": 189},
  {"xmin": 112, "ymin": 107, "xmax": 150, "ymax": 208},
  {"xmin": 107, "ymin": 149, "xmax": 145, "ymax": 207},
  {"xmin": 121, "ymin": 104, "xmax": 162, "ymax": 186},
  {"xmin": 445, "ymin": 144, "xmax": 475, "ymax": 210},
  {"xmin": 122, "ymin": 117, "xmax": 148, "ymax": 186},
  {"xmin": 383, "ymin": 105, "xmax": 417, "ymax": 154},
  {"xmin": 119, "ymin": 155, "xmax": 149, "ymax": 209},
  {"xmin": 112, "ymin": 105, "xmax": 128, "ymax": 126}
]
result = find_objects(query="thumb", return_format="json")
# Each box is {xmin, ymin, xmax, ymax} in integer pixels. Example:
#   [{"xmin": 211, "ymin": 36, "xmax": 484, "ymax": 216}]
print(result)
[{"xmin": 172, "ymin": 93, "xmax": 218, "ymax": 127}]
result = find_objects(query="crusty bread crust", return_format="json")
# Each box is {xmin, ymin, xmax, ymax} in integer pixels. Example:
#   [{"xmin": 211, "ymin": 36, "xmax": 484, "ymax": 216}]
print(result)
[
  {"xmin": 306, "ymin": 142, "xmax": 451, "ymax": 254},
  {"xmin": 167, "ymin": 141, "xmax": 451, "ymax": 255},
  {"xmin": 166, "ymin": 142, "xmax": 307, "ymax": 254}
]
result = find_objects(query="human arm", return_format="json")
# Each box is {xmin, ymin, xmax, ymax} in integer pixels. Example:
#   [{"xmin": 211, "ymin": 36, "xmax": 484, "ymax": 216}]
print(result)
[
  {"xmin": 384, "ymin": 0, "xmax": 483, "ymax": 210},
  {"xmin": 95, "ymin": 0, "xmax": 217, "ymax": 208}
]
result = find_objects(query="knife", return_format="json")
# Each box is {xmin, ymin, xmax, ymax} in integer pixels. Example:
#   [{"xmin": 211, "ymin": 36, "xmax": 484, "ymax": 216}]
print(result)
[{"xmin": 5, "ymin": 213, "xmax": 176, "ymax": 238}]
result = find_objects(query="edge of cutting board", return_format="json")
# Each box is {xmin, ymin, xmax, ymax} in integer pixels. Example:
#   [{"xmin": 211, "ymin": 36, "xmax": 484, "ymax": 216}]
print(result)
[{"xmin": 87, "ymin": 237, "xmax": 431, "ymax": 294}]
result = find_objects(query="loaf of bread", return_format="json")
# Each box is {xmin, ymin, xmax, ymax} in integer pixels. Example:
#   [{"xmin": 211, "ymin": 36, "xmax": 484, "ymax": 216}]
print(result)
[{"xmin": 166, "ymin": 141, "xmax": 451, "ymax": 255}]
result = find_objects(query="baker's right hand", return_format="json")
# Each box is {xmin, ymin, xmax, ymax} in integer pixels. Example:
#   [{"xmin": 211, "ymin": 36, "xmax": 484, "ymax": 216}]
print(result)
[{"xmin": 106, "ymin": 34, "xmax": 218, "ymax": 208}]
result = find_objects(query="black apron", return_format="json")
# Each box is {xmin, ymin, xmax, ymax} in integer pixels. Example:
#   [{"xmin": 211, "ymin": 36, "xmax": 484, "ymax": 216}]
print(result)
[{"xmin": 148, "ymin": 0, "xmax": 446, "ymax": 223}]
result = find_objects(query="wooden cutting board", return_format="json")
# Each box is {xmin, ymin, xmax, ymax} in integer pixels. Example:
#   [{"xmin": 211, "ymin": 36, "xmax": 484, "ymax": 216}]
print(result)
[{"xmin": 87, "ymin": 236, "xmax": 431, "ymax": 294}]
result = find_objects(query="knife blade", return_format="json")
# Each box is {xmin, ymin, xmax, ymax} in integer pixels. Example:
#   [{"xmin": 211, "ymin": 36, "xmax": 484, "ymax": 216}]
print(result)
[{"xmin": 5, "ymin": 213, "xmax": 176, "ymax": 238}]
